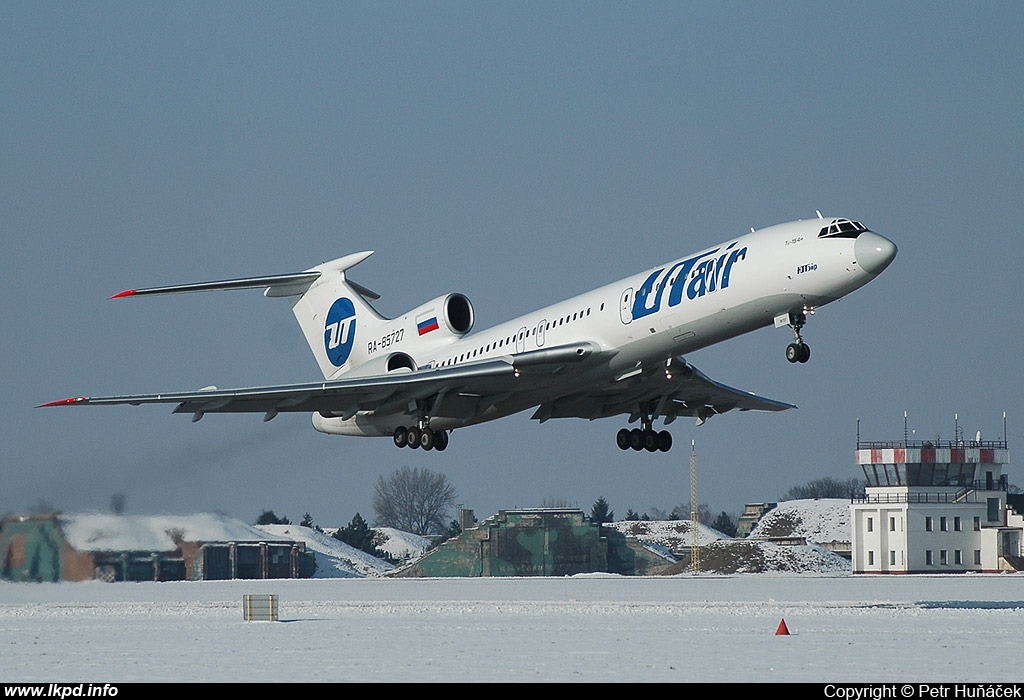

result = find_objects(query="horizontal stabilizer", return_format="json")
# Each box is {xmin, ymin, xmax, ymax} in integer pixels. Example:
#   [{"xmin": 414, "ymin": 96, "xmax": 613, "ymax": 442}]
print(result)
[
  {"xmin": 109, "ymin": 252, "xmax": 381, "ymax": 302},
  {"xmin": 111, "ymin": 272, "xmax": 322, "ymax": 299}
]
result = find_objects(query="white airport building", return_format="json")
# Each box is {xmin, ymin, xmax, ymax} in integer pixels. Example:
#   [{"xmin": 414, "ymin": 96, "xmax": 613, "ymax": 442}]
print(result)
[{"xmin": 850, "ymin": 423, "xmax": 1022, "ymax": 574}]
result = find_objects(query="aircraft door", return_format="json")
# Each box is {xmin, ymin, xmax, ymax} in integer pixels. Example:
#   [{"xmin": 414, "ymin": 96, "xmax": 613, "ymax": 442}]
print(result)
[
  {"xmin": 516, "ymin": 326, "xmax": 527, "ymax": 353},
  {"xmin": 536, "ymin": 319, "xmax": 547, "ymax": 347},
  {"xmin": 619, "ymin": 288, "xmax": 633, "ymax": 324}
]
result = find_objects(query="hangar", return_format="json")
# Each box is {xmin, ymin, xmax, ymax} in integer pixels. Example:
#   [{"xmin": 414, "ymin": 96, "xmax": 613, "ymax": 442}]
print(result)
[
  {"xmin": 389, "ymin": 508, "xmax": 675, "ymax": 577},
  {"xmin": 0, "ymin": 512, "xmax": 315, "ymax": 582}
]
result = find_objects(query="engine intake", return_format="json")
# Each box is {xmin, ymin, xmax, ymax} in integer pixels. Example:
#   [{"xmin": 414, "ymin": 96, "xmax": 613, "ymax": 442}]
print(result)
[
  {"xmin": 443, "ymin": 293, "xmax": 474, "ymax": 335},
  {"xmin": 385, "ymin": 352, "xmax": 416, "ymax": 373}
]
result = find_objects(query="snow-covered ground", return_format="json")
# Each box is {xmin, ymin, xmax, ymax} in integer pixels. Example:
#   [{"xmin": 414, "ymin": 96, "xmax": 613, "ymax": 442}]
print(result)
[
  {"xmin": 748, "ymin": 498, "xmax": 851, "ymax": 544},
  {"xmin": 252, "ymin": 524, "xmax": 432, "ymax": 578},
  {"xmin": 256, "ymin": 524, "xmax": 393, "ymax": 578},
  {"xmin": 2, "ymin": 574, "xmax": 1022, "ymax": 683},
  {"xmin": 4, "ymin": 501, "xmax": 1021, "ymax": 683}
]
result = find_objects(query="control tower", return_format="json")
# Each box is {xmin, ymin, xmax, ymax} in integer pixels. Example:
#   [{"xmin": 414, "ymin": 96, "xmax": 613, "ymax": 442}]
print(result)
[{"xmin": 850, "ymin": 418, "xmax": 1021, "ymax": 573}]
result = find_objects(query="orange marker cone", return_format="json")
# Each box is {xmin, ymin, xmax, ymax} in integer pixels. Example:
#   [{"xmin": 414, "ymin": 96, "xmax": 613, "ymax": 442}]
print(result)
[{"xmin": 775, "ymin": 618, "xmax": 790, "ymax": 635}]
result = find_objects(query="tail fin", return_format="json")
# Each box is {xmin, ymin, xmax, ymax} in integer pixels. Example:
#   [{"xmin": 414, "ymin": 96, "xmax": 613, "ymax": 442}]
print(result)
[
  {"xmin": 111, "ymin": 251, "xmax": 388, "ymax": 380},
  {"xmin": 276, "ymin": 252, "xmax": 388, "ymax": 379}
]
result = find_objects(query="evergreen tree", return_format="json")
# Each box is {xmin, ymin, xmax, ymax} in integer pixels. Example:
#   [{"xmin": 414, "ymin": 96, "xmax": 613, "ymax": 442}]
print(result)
[
  {"xmin": 711, "ymin": 511, "xmax": 738, "ymax": 537},
  {"xmin": 443, "ymin": 519, "xmax": 462, "ymax": 541},
  {"xmin": 590, "ymin": 496, "xmax": 614, "ymax": 524},
  {"xmin": 624, "ymin": 508, "xmax": 639, "ymax": 521},
  {"xmin": 110, "ymin": 492, "xmax": 126, "ymax": 515},
  {"xmin": 255, "ymin": 510, "xmax": 290, "ymax": 525},
  {"xmin": 299, "ymin": 512, "xmax": 323, "ymax": 533},
  {"xmin": 333, "ymin": 512, "xmax": 386, "ymax": 559}
]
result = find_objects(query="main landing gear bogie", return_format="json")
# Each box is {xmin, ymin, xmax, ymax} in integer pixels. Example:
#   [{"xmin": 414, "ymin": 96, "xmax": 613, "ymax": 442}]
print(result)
[
  {"xmin": 616, "ymin": 427, "xmax": 673, "ymax": 453},
  {"xmin": 393, "ymin": 425, "xmax": 449, "ymax": 452}
]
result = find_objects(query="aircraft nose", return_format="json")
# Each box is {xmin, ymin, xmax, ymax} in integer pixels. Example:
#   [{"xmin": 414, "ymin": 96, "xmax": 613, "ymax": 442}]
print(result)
[{"xmin": 855, "ymin": 231, "xmax": 897, "ymax": 275}]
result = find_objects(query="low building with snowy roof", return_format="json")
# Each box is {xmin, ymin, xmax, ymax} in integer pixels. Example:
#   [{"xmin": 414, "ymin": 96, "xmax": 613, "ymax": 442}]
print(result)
[{"xmin": 0, "ymin": 512, "xmax": 315, "ymax": 582}]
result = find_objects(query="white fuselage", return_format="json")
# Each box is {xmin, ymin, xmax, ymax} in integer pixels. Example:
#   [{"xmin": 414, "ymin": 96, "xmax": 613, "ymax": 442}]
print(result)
[{"xmin": 313, "ymin": 217, "xmax": 895, "ymax": 437}]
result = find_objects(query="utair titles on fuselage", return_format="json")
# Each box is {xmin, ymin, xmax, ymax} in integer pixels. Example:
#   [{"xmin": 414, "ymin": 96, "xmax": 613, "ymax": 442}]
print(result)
[
  {"xmin": 631, "ymin": 241, "xmax": 747, "ymax": 322},
  {"xmin": 41, "ymin": 215, "xmax": 897, "ymax": 454}
]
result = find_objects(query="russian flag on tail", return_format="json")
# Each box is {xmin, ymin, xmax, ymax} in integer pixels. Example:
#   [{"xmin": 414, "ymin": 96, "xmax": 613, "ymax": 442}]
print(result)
[{"xmin": 416, "ymin": 311, "xmax": 440, "ymax": 336}]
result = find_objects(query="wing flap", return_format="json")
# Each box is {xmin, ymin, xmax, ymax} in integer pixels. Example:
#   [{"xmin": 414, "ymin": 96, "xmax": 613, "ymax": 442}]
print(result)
[{"xmin": 531, "ymin": 358, "xmax": 794, "ymax": 423}]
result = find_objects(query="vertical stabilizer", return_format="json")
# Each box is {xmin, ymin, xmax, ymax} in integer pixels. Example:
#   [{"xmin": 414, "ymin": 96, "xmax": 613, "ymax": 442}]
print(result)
[{"xmin": 267, "ymin": 252, "xmax": 387, "ymax": 380}]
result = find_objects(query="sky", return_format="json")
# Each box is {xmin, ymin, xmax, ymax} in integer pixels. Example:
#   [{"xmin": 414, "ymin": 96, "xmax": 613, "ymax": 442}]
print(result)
[
  {"xmin": 4, "ymin": 573, "xmax": 1023, "ymax": 682},
  {"xmin": 3, "ymin": 3, "xmax": 1023, "ymax": 528}
]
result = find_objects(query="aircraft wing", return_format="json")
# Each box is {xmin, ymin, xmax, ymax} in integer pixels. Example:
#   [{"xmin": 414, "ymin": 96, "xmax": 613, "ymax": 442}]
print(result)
[
  {"xmin": 39, "ymin": 343, "xmax": 600, "ymax": 424},
  {"xmin": 529, "ymin": 357, "xmax": 795, "ymax": 425},
  {"xmin": 40, "ymin": 343, "xmax": 791, "ymax": 428}
]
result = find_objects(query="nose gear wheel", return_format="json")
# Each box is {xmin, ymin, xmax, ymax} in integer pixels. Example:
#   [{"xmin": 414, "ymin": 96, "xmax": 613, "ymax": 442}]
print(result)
[{"xmin": 784, "ymin": 309, "xmax": 812, "ymax": 363}]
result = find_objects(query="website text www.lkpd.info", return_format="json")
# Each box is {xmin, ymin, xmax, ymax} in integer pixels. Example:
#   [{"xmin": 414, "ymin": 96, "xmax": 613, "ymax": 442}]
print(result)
[{"xmin": 4, "ymin": 686, "xmax": 118, "ymax": 698}]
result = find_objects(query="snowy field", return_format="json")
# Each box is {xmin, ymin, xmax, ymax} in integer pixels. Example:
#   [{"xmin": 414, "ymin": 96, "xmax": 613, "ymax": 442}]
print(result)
[{"xmin": 2, "ymin": 574, "xmax": 1023, "ymax": 683}]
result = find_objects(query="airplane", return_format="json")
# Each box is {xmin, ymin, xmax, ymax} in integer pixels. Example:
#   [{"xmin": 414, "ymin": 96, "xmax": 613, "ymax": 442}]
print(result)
[{"xmin": 41, "ymin": 214, "xmax": 897, "ymax": 453}]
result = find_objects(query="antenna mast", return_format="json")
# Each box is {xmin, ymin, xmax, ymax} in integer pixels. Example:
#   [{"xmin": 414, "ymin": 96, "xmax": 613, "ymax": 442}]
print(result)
[{"xmin": 690, "ymin": 440, "xmax": 699, "ymax": 574}]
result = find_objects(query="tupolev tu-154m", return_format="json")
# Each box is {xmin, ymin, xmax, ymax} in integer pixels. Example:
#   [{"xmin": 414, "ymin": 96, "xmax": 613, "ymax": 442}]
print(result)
[{"xmin": 42, "ymin": 214, "xmax": 896, "ymax": 453}]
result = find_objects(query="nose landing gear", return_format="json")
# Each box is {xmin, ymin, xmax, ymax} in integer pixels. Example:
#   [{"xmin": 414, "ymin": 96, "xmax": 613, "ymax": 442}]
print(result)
[{"xmin": 781, "ymin": 308, "xmax": 813, "ymax": 363}]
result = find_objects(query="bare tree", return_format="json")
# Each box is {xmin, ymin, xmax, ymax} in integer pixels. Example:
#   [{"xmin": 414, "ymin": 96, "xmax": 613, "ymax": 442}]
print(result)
[
  {"xmin": 372, "ymin": 466, "xmax": 457, "ymax": 536},
  {"xmin": 780, "ymin": 476, "xmax": 865, "ymax": 501}
]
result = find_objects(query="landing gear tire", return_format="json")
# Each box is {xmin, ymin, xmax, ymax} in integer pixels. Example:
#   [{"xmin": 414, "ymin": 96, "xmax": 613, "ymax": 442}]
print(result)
[
  {"xmin": 406, "ymin": 426, "xmax": 421, "ymax": 449},
  {"xmin": 629, "ymin": 428, "xmax": 644, "ymax": 451},
  {"xmin": 616, "ymin": 427, "xmax": 673, "ymax": 452},
  {"xmin": 415, "ymin": 429, "xmax": 436, "ymax": 450},
  {"xmin": 616, "ymin": 428, "xmax": 631, "ymax": 450},
  {"xmin": 395, "ymin": 425, "xmax": 449, "ymax": 451},
  {"xmin": 393, "ymin": 426, "xmax": 408, "ymax": 448},
  {"xmin": 786, "ymin": 342, "xmax": 811, "ymax": 363},
  {"xmin": 643, "ymin": 430, "xmax": 659, "ymax": 452}
]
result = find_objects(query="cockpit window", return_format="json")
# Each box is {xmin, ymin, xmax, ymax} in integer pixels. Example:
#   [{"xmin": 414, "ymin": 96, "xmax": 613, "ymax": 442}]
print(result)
[{"xmin": 818, "ymin": 218, "xmax": 869, "ymax": 239}]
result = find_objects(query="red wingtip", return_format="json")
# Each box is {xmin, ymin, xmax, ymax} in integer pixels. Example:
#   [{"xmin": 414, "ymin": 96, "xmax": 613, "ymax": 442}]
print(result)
[
  {"xmin": 110, "ymin": 289, "xmax": 137, "ymax": 299},
  {"xmin": 37, "ymin": 397, "xmax": 89, "ymax": 408}
]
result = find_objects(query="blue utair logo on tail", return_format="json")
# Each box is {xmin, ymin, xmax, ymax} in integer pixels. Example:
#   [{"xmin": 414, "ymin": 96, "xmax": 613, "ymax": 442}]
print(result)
[{"xmin": 324, "ymin": 297, "xmax": 357, "ymax": 367}]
